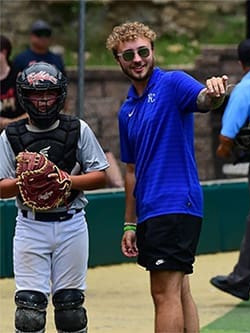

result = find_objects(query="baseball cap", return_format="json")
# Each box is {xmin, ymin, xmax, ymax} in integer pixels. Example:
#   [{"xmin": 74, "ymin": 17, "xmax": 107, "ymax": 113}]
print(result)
[
  {"xmin": 31, "ymin": 20, "xmax": 52, "ymax": 37},
  {"xmin": 238, "ymin": 39, "xmax": 250, "ymax": 66}
]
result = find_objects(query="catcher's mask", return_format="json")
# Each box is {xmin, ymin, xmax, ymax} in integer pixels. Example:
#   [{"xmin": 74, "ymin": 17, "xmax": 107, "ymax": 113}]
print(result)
[{"xmin": 16, "ymin": 61, "xmax": 67, "ymax": 129}]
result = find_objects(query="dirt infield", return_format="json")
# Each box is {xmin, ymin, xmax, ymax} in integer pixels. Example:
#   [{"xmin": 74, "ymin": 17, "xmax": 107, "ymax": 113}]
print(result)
[{"xmin": 0, "ymin": 251, "xmax": 242, "ymax": 333}]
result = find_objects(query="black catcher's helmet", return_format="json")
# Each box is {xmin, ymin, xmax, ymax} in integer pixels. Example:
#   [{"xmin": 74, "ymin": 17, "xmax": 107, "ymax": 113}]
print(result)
[{"xmin": 16, "ymin": 62, "xmax": 67, "ymax": 129}]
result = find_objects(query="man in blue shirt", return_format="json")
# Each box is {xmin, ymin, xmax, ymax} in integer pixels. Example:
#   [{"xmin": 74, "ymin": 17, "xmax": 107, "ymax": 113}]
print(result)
[
  {"xmin": 210, "ymin": 39, "xmax": 250, "ymax": 302},
  {"xmin": 106, "ymin": 22, "xmax": 228, "ymax": 333}
]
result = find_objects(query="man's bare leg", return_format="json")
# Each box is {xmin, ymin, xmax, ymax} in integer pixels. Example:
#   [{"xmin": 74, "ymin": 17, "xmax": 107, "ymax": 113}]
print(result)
[
  {"xmin": 150, "ymin": 270, "xmax": 184, "ymax": 333},
  {"xmin": 182, "ymin": 275, "xmax": 199, "ymax": 333}
]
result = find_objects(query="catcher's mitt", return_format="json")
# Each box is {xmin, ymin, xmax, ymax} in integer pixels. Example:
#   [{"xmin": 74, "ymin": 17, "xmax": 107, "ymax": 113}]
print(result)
[{"xmin": 16, "ymin": 151, "xmax": 72, "ymax": 211}]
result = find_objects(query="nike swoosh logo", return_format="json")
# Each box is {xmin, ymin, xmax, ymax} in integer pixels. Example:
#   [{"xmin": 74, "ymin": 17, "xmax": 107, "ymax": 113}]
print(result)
[{"xmin": 128, "ymin": 108, "xmax": 135, "ymax": 117}]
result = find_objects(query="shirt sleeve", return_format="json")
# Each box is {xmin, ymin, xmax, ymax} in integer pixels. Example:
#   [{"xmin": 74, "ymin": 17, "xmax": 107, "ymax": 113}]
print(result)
[
  {"xmin": 171, "ymin": 71, "xmax": 204, "ymax": 113},
  {"xmin": 221, "ymin": 83, "xmax": 250, "ymax": 138},
  {"xmin": 77, "ymin": 120, "xmax": 109, "ymax": 173},
  {"xmin": 0, "ymin": 131, "xmax": 16, "ymax": 179}
]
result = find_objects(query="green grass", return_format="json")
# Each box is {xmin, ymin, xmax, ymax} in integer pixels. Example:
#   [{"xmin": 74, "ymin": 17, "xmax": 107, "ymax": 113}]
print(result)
[
  {"xmin": 83, "ymin": 13, "xmax": 245, "ymax": 68},
  {"xmin": 154, "ymin": 35, "xmax": 201, "ymax": 67},
  {"xmin": 201, "ymin": 301, "xmax": 250, "ymax": 333},
  {"xmin": 82, "ymin": 9, "xmax": 246, "ymax": 68},
  {"xmin": 88, "ymin": 11, "xmax": 246, "ymax": 68},
  {"xmin": 85, "ymin": 44, "xmax": 117, "ymax": 67},
  {"xmin": 79, "ymin": 34, "xmax": 202, "ymax": 68},
  {"xmin": 200, "ymin": 14, "xmax": 246, "ymax": 45},
  {"xmin": 11, "ymin": 10, "xmax": 246, "ymax": 68}
]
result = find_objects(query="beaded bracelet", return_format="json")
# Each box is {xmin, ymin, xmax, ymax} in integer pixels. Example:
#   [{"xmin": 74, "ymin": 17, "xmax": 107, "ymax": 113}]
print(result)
[{"xmin": 124, "ymin": 222, "xmax": 137, "ymax": 226}]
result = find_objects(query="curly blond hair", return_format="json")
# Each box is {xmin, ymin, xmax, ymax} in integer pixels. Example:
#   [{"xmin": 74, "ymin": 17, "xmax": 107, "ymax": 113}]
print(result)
[{"xmin": 106, "ymin": 21, "xmax": 157, "ymax": 52}]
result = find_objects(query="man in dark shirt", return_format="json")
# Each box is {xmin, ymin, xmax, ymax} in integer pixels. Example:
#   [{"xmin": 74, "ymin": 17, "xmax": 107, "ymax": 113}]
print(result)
[
  {"xmin": 12, "ymin": 20, "xmax": 68, "ymax": 113},
  {"xmin": 12, "ymin": 20, "xmax": 65, "ymax": 77}
]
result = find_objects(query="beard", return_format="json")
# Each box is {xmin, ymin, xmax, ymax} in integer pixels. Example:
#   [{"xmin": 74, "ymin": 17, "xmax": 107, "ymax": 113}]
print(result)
[{"xmin": 120, "ymin": 58, "xmax": 155, "ymax": 83}]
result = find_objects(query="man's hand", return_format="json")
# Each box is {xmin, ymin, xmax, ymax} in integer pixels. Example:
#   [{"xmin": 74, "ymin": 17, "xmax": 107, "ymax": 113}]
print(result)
[
  {"xmin": 206, "ymin": 75, "xmax": 228, "ymax": 98},
  {"xmin": 216, "ymin": 134, "xmax": 234, "ymax": 158},
  {"xmin": 121, "ymin": 230, "xmax": 138, "ymax": 257},
  {"xmin": 197, "ymin": 75, "xmax": 229, "ymax": 110}
]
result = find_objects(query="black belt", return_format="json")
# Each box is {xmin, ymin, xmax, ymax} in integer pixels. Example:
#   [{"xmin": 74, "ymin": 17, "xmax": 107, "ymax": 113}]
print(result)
[{"xmin": 21, "ymin": 209, "xmax": 82, "ymax": 222}]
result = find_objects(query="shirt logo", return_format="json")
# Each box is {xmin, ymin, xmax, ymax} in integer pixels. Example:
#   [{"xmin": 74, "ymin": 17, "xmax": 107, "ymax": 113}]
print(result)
[
  {"xmin": 39, "ymin": 146, "xmax": 51, "ymax": 157},
  {"xmin": 27, "ymin": 71, "xmax": 58, "ymax": 86},
  {"xmin": 155, "ymin": 259, "xmax": 165, "ymax": 266},
  {"xmin": 148, "ymin": 93, "xmax": 156, "ymax": 103},
  {"xmin": 128, "ymin": 108, "xmax": 135, "ymax": 117}
]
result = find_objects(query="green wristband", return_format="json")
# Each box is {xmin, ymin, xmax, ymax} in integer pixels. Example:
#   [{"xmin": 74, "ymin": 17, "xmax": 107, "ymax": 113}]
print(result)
[{"xmin": 123, "ymin": 225, "xmax": 136, "ymax": 232}]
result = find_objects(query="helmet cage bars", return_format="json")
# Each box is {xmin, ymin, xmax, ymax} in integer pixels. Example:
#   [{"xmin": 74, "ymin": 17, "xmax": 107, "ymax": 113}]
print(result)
[{"xmin": 16, "ymin": 62, "xmax": 67, "ymax": 129}]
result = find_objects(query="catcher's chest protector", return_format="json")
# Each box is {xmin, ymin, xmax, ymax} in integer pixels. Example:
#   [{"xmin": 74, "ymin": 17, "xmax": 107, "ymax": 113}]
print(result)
[{"xmin": 6, "ymin": 114, "xmax": 80, "ymax": 174}]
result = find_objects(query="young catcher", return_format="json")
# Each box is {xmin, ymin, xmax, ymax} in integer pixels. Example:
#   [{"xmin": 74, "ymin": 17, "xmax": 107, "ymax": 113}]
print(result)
[{"xmin": 0, "ymin": 61, "xmax": 109, "ymax": 333}]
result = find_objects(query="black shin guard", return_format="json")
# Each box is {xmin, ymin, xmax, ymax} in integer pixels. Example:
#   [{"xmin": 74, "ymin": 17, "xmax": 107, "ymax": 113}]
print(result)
[
  {"xmin": 53, "ymin": 289, "xmax": 87, "ymax": 333},
  {"xmin": 15, "ymin": 290, "xmax": 48, "ymax": 333}
]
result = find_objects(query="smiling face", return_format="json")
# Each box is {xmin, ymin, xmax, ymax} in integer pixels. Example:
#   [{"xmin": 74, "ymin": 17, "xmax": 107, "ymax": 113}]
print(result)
[{"xmin": 116, "ymin": 37, "xmax": 155, "ymax": 84}]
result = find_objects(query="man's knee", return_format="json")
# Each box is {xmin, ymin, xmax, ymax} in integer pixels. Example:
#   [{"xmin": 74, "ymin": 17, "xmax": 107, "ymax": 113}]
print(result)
[
  {"xmin": 52, "ymin": 289, "xmax": 87, "ymax": 333},
  {"xmin": 150, "ymin": 271, "xmax": 184, "ymax": 305},
  {"xmin": 15, "ymin": 290, "xmax": 48, "ymax": 333}
]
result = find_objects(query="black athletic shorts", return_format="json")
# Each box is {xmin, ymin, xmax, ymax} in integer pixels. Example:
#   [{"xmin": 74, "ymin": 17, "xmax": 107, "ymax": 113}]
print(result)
[{"xmin": 136, "ymin": 214, "xmax": 202, "ymax": 274}]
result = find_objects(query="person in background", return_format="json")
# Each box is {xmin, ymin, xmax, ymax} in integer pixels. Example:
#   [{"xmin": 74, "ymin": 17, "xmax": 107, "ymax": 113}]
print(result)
[
  {"xmin": 12, "ymin": 19, "xmax": 65, "ymax": 76},
  {"xmin": 0, "ymin": 35, "xmax": 27, "ymax": 132},
  {"xmin": 210, "ymin": 39, "xmax": 250, "ymax": 302},
  {"xmin": 12, "ymin": 19, "xmax": 68, "ymax": 113},
  {"xmin": 106, "ymin": 21, "xmax": 228, "ymax": 333}
]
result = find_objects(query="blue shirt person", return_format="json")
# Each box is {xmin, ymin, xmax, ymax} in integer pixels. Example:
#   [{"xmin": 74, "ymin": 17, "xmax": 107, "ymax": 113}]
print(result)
[
  {"xmin": 106, "ymin": 22, "xmax": 228, "ymax": 333},
  {"xmin": 220, "ymin": 71, "xmax": 250, "ymax": 139},
  {"xmin": 210, "ymin": 39, "xmax": 250, "ymax": 302},
  {"xmin": 119, "ymin": 68, "xmax": 205, "ymax": 223}
]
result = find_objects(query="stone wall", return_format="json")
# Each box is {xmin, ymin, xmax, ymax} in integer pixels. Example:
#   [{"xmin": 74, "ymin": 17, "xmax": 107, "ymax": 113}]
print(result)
[
  {"xmin": 193, "ymin": 46, "xmax": 242, "ymax": 180},
  {"xmin": 66, "ymin": 45, "xmax": 241, "ymax": 181},
  {"xmin": 66, "ymin": 68, "xmax": 129, "ymax": 176}
]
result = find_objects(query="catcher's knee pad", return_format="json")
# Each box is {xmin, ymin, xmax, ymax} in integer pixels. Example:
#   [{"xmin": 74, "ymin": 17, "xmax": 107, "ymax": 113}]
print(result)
[
  {"xmin": 15, "ymin": 290, "xmax": 48, "ymax": 333},
  {"xmin": 52, "ymin": 289, "xmax": 88, "ymax": 333}
]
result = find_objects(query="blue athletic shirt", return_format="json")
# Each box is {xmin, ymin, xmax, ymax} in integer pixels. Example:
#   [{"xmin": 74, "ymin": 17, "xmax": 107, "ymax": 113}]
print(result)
[
  {"xmin": 119, "ymin": 67, "xmax": 205, "ymax": 223},
  {"xmin": 221, "ymin": 71, "xmax": 250, "ymax": 138}
]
